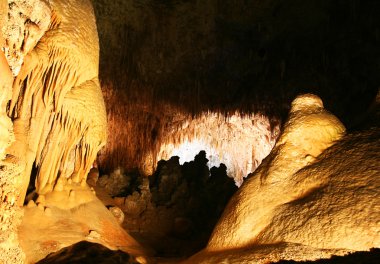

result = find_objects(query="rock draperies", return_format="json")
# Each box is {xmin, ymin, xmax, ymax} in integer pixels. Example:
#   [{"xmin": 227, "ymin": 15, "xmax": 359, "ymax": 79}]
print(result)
[
  {"xmin": 1, "ymin": 1, "xmax": 107, "ymax": 261},
  {"xmin": 2, "ymin": 0, "xmax": 107, "ymax": 204}
]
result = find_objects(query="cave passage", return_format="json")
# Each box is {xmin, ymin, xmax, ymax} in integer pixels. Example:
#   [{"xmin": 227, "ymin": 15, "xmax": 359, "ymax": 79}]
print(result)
[
  {"xmin": 97, "ymin": 150, "xmax": 239, "ymax": 258},
  {"xmin": 1, "ymin": 0, "xmax": 379, "ymax": 263}
]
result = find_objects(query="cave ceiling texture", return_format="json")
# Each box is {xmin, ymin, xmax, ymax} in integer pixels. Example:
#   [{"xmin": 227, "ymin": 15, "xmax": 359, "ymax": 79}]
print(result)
[
  {"xmin": 0, "ymin": 0, "xmax": 379, "ymax": 263},
  {"xmin": 92, "ymin": 0, "xmax": 380, "ymax": 174}
]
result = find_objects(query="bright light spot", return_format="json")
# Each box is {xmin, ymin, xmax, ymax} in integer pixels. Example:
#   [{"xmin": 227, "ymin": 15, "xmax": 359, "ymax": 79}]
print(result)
[
  {"xmin": 168, "ymin": 139, "xmax": 232, "ymax": 170},
  {"xmin": 148, "ymin": 112, "xmax": 280, "ymax": 186}
]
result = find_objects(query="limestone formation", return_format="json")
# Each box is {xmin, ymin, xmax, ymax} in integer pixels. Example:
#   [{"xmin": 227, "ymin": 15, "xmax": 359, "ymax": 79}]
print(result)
[
  {"xmin": 95, "ymin": 154, "xmax": 237, "ymax": 258},
  {"xmin": 0, "ymin": 0, "xmax": 137, "ymax": 262},
  {"xmin": 0, "ymin": 1, "xmax": 25, "ymax": 262},
  {"xmin": 36, "ymin": 241, "xmax": 142, "ymax": 264},
  {"xmin": 108, "ymin": 206, "xmax": 125, "ymax": 225},
  {"xmin": 1, "ymin": 0, "xmax": 107, "ymax": 205},
  {"xmin": 0, "ymin": 1, "xmax": 13, "ymax": 167},
  {"xmin": 2, "ymin": 0, "xmax": 51, "ymax": 76},
  {"xmin": 97, "ymin": 167, "xmax": 133, "ymax": 197},
  {"xmin": 18, "ymin": 184, "xmax": 146, "ymax": 263},
  {"xmin": 207, "ymin": 94, "xmax": 347, "ymax": 251},
  {"xmin": 185, "ymin": 94, "xmax": 379, "ymax": 263},
  {"xmin": 153, "ymin": 112, "xmax": 279, "ymax": 186}
]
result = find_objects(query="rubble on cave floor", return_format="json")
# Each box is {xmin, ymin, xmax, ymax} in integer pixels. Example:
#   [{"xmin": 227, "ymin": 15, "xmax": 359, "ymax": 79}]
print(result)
[
  {"xmin": 36, "ymin": 241, "xmax": 140, "ymax": 264},
  {"xmin": 18, "ymin": 182, "xmax": 147, "ymax": 263},
  {"xmin": 94, "ymin": 150, "xmax": 238, "ymax": 258}
]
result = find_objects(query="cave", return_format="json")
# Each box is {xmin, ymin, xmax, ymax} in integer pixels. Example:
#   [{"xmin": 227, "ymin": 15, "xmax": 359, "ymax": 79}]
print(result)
[{"xmin": 0, "ymin": 0, "xmax": 379, "ymax": 263}]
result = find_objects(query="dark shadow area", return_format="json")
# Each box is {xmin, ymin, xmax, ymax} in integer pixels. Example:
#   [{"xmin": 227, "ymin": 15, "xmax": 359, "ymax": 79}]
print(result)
[
  {"xmin": 92, "ymin": 0, "xmax": 380, "ymax": 172},
  {"xmin": 24, "ymin": 162, "xmax": 38, "ymax": 204},
  {"xmin": 96, "ymin": 151, "xmax": 237, "ymax": 258},
  {"xmin": 93, "ymin": 0, "xmax": 380, "ymax": 122},
  {"xmin": 274, "ymin": 248, "xmax": 380, "ymax": 264},
  {"xmin": 37, "ymin": 241, "xmax": 138, "ymax": 264}
]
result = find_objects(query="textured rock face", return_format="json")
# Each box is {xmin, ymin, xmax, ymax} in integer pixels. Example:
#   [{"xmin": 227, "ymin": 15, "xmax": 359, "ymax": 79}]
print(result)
[
  {"xmin": 186, "ymin": 94, "xmax": 379, "ymax": 263},
  {"xmin": 0, "ymin": 1, "xmax": 13, "ymax": 164},
  {"xmin": 2, "ymin": 0, "xmax": 51, "ymax": 76},
  {"xmin": 96, "ymin": 153, "xmax": 238, "ymax": 258},
  {"xmin": 152, "ymin": 112, "xmax": 279, "ymax": 186},
  {"xmin": 1, "ymin": 0, "xmax": 107, "ymax": 204},
  {"xmin": 0, "ymin": 0, "xmax": 108, "ymax": 262},
  {"xmin": 92, "ymin": 0, "xmax": 379, "ymax": 177},
  {"xmin": 36, "ymin": 241, "xmax": 139, "ymax": 264},
  {"xmin": 18, "ymin": 184, "xmax": 146, "ymax": 263},
  {"xmin": 0, "ymin": 1, "xmax": 25, "ymax": 263},
  {"xmin": 208, "ymin": 94, "xmax": 347, "ymax": 251}
]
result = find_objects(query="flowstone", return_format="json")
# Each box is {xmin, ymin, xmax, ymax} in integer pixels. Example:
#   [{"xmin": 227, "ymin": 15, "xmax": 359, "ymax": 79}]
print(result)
[{"xmin": 185, "ymin": 94, "xmax": 379, "ymax": 263}]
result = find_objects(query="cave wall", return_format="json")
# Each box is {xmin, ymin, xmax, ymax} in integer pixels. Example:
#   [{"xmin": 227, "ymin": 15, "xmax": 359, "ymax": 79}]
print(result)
[
  {"xmin": 92, "ymin": 0, "xmax": 380, "ymax": 172},
  {"xmin": 0, "ymin": 1, "xmax": 25, "ymax": 262}
]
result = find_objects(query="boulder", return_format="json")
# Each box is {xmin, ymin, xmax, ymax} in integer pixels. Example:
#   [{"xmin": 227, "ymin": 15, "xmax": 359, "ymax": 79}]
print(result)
[{"xmin": 185, "ymin": 94, "xmax": 379, "ymax": 263}]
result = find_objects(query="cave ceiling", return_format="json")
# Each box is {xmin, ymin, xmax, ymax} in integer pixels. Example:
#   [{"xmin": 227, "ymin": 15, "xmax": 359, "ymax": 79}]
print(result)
[{"xmin": 92, "ymin": 0, "xmax": 380, "ymax": 125}]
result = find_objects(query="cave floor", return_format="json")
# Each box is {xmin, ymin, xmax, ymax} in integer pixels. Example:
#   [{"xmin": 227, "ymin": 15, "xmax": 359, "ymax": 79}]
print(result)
[{"xmin": 18, "ymin": 183, "xmax": 147, "ymax": 263}]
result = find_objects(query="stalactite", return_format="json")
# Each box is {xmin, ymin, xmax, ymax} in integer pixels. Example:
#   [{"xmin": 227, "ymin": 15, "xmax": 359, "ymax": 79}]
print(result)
[
  {"xmin": 4, "ymin": 0, "xmax": 107, "ymax": 203},
  {"xmin": 100, "ymin": 79, "xmax": 280, "ymax": 185}
]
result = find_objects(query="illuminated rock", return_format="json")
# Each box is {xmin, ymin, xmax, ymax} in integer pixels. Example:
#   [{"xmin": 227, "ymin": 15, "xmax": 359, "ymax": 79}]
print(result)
[
  {"xmin": 0, "ymin": 1, "xmax": 25, "ymax": 262},
  {"xmin": 1, "ymin": 0, "xmax": 147, "ymax": 262},
  {"xmin": 18, "ymin": 184, "xmax": 146, "ymax": 263},
  {"xmin": 108, "ymin": 206, "xmax": 125, "ymax": 225},
  {"xmin": 151, "ymin": 112, "xmax": 279, "ymax": 186},
  {"xmin": 2, "ymin": 0, "xmax": 51, "ymax": 76},
  {"xmin": 185, "ymin": 94, "xmax": 379, "ymax": 263},
  {"xmin": 0, "ymin": 11, "xmax": 13, "ymax": 161},
  {"xmin": 2, "ymin": 0, "xmax": 107, "ymax": 203}
]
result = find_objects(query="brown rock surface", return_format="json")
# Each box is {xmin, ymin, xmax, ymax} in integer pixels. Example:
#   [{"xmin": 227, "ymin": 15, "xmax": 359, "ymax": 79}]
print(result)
[
  {"xmin": 0, "ymin": 0, "xmax": 143, "ymax": 263},
  {"xmin": 184, "ymin": 94, "xmax": 379, "ymax": 263},
  {"xmin": 2, "ymin": 0, "xmax": 107, "ymax": 206},
  {"xmin": 36, "ymin": 241, "xmax": 140, "ymax": 264},
  {"xmin": 18, "ymin": 184, "xmax": 147, "ymax": 263},
  {"xmin": 0, "ymin": 1, "xmax": 25, "ymax": 262}
]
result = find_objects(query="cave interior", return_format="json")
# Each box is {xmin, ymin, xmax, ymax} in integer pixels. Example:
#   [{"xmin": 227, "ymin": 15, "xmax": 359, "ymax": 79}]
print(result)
[{"xmin": 0, "ymin": 0, "xmax": 379, "ymax": 263}]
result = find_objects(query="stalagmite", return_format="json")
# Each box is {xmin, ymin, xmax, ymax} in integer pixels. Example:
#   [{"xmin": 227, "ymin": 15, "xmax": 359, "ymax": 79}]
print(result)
[
  {"xmin": 1, "ymin": 0, "xmax": 147, "ymax": 262},
  {"xmin": 2, "ymin": 0, "xmax": 107, "ymax": 203},
  {"xmin": 185, "ymin": 94, "xmax": 379, "ymax": 263},
  {"xmin": 208, "ymin": 94, "xmax": 347, "ymax": 250}
]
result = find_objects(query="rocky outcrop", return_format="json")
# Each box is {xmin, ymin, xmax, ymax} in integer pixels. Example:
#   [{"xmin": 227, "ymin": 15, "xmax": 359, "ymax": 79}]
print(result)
[
  {"xmin": 152, "ymin": 112, "xmax": 279, "ymax": 186},
  {"xmin": 37, "ymin": 241, "xmax": 140, "ymax": 264},
  {"xmin": 0, "ymin": 1, "xmax": 25, "ymax": 262},
  {"xmin": 208, "ymin": 94, "xmax": 347, "ymax": 251},
  {"xmin": 185, "ymin": 94, "xmax": 379, "ymax": 263},
  {"xmin": 275, "ymin": 248, "xmax": 380, "ymax": 264},
  {"xmin": 18, "ymin": 184, "xmax": 147, "ymax": 263},
  {"xmin": 2, "ymin": 0, "xmax": 51, "ymax": 76},
  {"xmin": 96, "ymin": 153, "xmax": 237, "ymax": 258},
  {"xmin": 0, "ymin": 0, "xmax": 134, "ymax": 262},
  {"xmin": 1, "ymin": 0, "xmax": 107, "ymax": 204}
]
